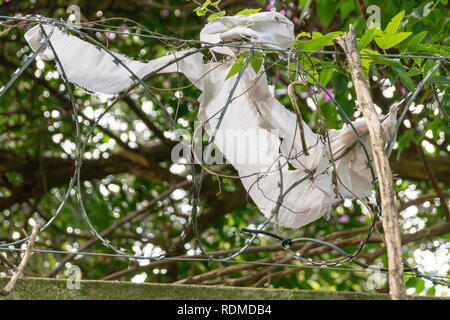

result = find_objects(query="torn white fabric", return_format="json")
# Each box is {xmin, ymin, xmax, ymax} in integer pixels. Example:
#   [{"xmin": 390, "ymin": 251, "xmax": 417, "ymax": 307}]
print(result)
[
  {"xmin": 200, "ymin": 11, "xmax": 295, "ymax": 55},
  {"xmin": 25, "ymin": 13, "xmax": 397, "ymax": 229}
]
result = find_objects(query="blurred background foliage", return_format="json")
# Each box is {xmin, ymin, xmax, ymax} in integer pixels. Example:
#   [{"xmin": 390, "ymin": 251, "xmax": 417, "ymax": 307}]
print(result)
[{"xmin": 0, "ymin": 0, "xmax": 449, "ymax": 296}]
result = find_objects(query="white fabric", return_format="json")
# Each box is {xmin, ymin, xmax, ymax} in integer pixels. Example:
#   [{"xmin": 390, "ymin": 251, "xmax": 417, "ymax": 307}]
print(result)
[
  {"xmin": 199, "ymin": 11, "xmax": 295, "ymax": 55},
  {"xmin": 24, "ymin": 25, "xmax": 203, "ymax": 94},
  {"xmin": 25, "ymin": 13, "xmax": 397, "ymax": 229}
]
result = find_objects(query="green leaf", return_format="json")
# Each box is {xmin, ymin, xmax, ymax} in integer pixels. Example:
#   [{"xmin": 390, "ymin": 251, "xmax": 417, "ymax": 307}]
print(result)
[
  {"xmin": 321, "ymin": 100, "xmax": 339, "ymax": 129},
  {"xmin": 388, "ymin": 66, "xmax": 399, "ymax": 85},
  {"xmin": 405, "ymin": 277, "xmax": 417, "ymax": 288},
  {"xmin": 423, "ymin": 59, "xmax": 441, "ymax": 80},
  {"xmin": 319, "ymin": 66, "xmax": 333, "ymax": 86},
  {"xmin": 431, "ymin": 76, "xmax": 450, "ymax": 84},
  {"xmin": 250, "ymin": 52, "xmax": 264, "ymax": 74},
  {"xmin": 194, "ymin": 7, "xmax": 206, "ymax": 16},
  {"xmin": 296, "ymin": 31, "xmax": 344, "ymax": 51},
  {"xmin": 391, "ymin": 65, "xmax": 415, "ymax": 92},
  {"xmin": 296, "ymin": 32, "xmax": 310, "ymax": 40},
  {"xmin": 407, "ymin": 69, "xmax": 422, "ymax": 77},
  {"xmin": 423, "ymin": 59, "xmax": 434, "ymax": 77},
  {"xmin": 426, "ymin": 286, "xmax": 436, "ymax": 296},
  {"xmin": 415, "ymin": 279, "xmax": 426, "ymax": 294},
  {"xmin": 385, "ymin": 11, "xmax": 405, "ymax": 34},
  {"xmin": 358, "ymin": 27, "xmax": 377, "ymax": 50},
  {"xmin": 375, "ymin": 32, "xmax": 412, "ymax": 49},
  {"xmin": 339, "ymin": 0, "xmax": 355, "ymax": 21},
  {"xmin": 372, "ymin": 56, "xmax": 403, "ymax": 68},
  {"xmin": 316, "ymin": 0, "xmax": 337, "ymax": 28},
  {"xmin": 332, "ymin": 72, "xmax": 348, "ymax": 95},
  {"xmin": 235, "ymin": 8, "xmax": 261, "ymax": 16},
  {"xmin": 406, "ymin": 31, "xmax": 428, "ymax": 51},
  {"xmin": 225, "ymin": 53, "xmax": 248, "ymax": 80},
  {"xmin": 373, "ymin": 10, "xmax": 411, "ymax": 49},
  {"xmin": 207, "ymin": 10, "xmax": 225, "ymax": 21},
  {"xmin": 360, "ymin": 48, "xmax": 377, "ymax": 78},
  {"xmin": 412, "ymin": 58, "xmax": 423, "ymax": 67},
  {"xmin": 202, "ymin": 0, "xmax": 211, "ymax": 9}
]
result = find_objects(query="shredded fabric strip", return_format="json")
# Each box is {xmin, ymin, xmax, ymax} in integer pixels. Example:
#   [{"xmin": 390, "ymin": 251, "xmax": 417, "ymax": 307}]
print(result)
[{"xmin": 25, "ymin": 12, "xmax": 398, "ymax": 229}]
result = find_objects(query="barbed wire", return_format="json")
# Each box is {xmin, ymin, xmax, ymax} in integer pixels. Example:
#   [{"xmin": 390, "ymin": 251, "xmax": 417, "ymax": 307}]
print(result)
[
  {"xmin": 0, "ymin": 15, "xmax": 449, "ymax": 290},
  {"xmin": 1, "ymin": 15, "xmax": 449, "ymax": 60},
  {"xmin": 1, "ymin": 246, "xmax": 449, "ymax": 283}
]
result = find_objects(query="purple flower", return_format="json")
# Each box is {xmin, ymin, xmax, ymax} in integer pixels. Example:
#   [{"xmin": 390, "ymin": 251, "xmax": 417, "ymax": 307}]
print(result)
[
  {"xmin": 280, "ymin": 9, "xmax": 286, "ymax": 16},
  {"xmin": 338, "ymin": 214, "xmax": 350, "ymax": 224},
  {"xmin": 321, "ymin": 88, "xmax": 335, "ymax": 102},
  {"xmin": 359, "ymin": 216, "xmax": 366, "ymax": 223},
  {"xmin": 105, "ymin": 32, "xmax": 115, "ymax": 40},
  {"xmin": 161, "ymin": 9, "xmax": 169, "ymax": 17},
  {"xmin": 266, "ymin": 4, "xmax": 274, "ymax": 11}
]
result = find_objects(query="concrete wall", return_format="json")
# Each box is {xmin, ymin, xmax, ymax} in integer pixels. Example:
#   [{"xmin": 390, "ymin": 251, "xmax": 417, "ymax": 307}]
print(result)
[{"xmin": 1, "ymin": 277, "xmax": 446, "ymax": 300}]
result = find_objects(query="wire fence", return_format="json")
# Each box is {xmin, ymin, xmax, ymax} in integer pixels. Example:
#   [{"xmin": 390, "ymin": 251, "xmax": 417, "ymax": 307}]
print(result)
[{"xmin": 0, "ymin": 14, "xmax": 449, "ymax": 289}]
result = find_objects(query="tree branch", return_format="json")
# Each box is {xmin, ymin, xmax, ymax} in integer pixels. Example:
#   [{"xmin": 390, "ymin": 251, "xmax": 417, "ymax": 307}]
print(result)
[
  {"xmin": 334, "ymin": 25, "xmax": 406, "ymax": 299},
  {"xmin": 1, "ymin": 224, "xmax": 39, "ymax": 296}
]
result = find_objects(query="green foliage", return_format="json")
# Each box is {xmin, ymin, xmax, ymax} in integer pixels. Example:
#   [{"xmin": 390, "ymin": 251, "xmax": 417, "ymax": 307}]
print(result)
[
  {"xmin": 235, "ymin": 8, "xmax": 261, "ymax": 16},
  {"xmin": 296, "ymin": 31, "xmax": 344, "ymax": 51},
  {"xmin": 225, "ymin": 53, "xmax": 249, "ymax": 80},
  {"xmin": 225, "ymin": 51, "xmax": 264, "ymax": 80},
  {"xmin": 193, "ymin": 0, "xmax": 225, "ymax": 21},
  {"xmin": 250, "ymin": 51, "xmax": 264, "ymax": 74},
  {"xmin": 316, "ymin": 0, "xmax": 338, "ymax": 28}
]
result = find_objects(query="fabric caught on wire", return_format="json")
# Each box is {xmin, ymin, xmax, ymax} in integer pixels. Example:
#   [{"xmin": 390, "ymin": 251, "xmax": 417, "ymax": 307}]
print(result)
[{"xmin": 25, "ymin": 12, "xmax": 398, "ymax": 229}]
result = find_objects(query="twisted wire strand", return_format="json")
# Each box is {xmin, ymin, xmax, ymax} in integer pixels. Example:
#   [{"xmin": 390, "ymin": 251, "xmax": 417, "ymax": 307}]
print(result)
[{"xmin": 1, "ymin": 15, "xmax": 450, "ymax": 60}]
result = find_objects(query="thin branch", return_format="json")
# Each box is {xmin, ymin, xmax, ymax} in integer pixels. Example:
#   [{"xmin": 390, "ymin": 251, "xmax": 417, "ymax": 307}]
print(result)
[
  {"xmin": 1, "ymin": 224, "xmax": 39, "ymax": 296},
  {"xmin": 0, "ymin": 253, "xmax": 39, "ymax": 277},
  {"xmin": 334, "ymin": 25, "xmax": 406, "ymax": 300},
  {"xmin": 287, "ymin": 81, "xmax": 309, "ymax": 155},
  {"xmin": 431, "ymin": 83, "xmax": 450, "ymax": 122},
  {"xmin": 357, "ymin": 0, "xmax": 370, "ymax": 22}
]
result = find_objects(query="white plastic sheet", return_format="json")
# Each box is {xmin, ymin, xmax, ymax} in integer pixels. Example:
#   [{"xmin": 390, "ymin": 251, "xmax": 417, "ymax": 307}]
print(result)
[{"xmin": 25, "ymin": 12, "xmax": 397, "ymax": 228}]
